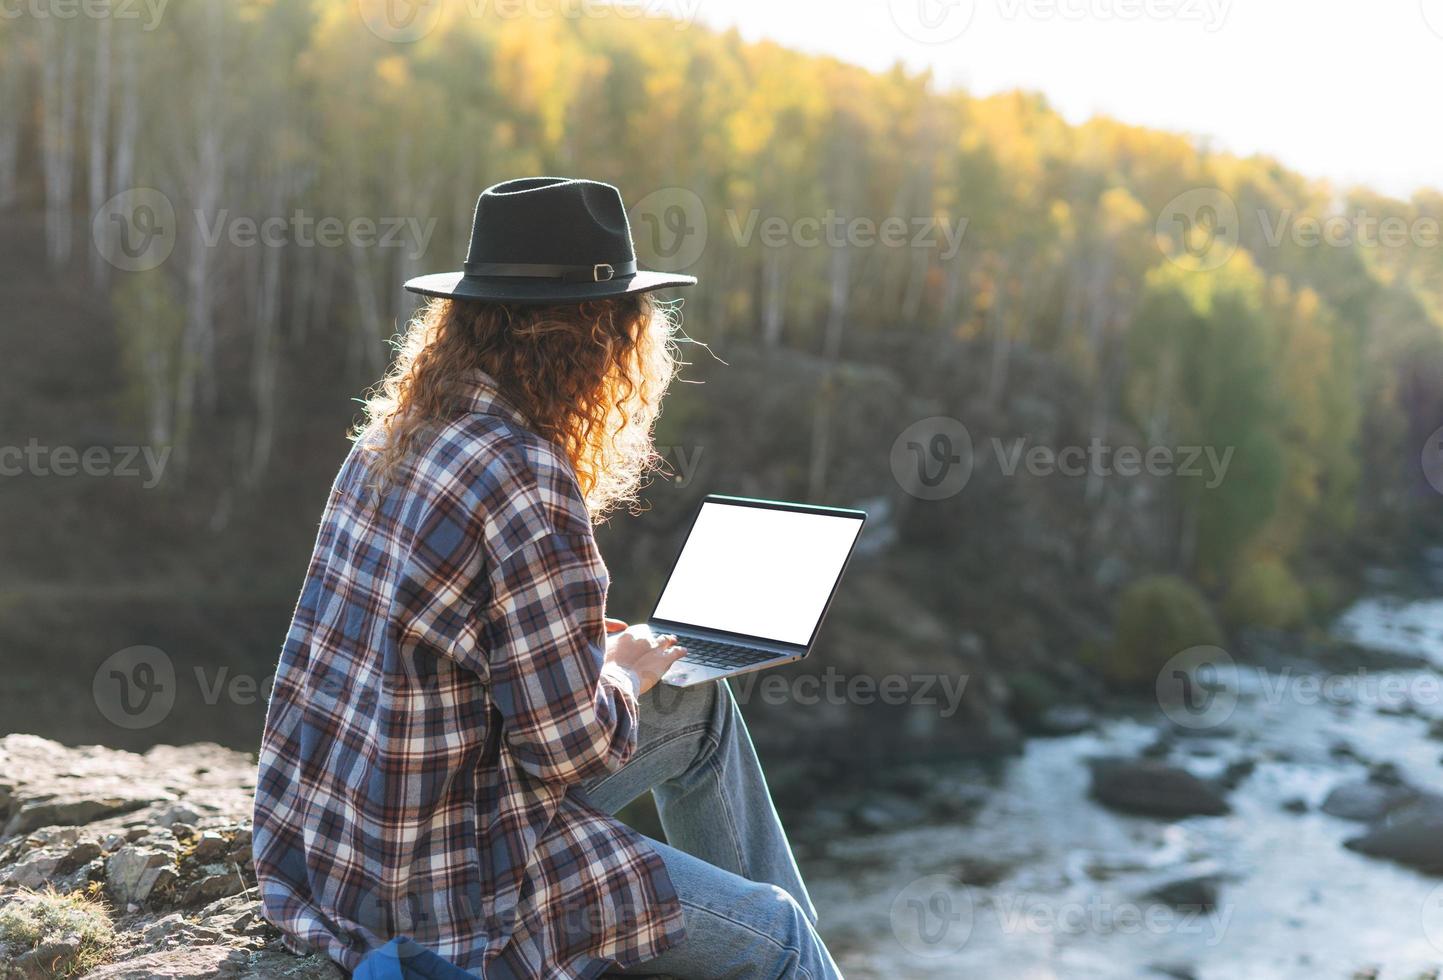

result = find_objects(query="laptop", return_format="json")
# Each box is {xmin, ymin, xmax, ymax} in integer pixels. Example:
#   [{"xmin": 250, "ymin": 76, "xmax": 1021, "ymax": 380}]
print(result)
[{"xmin": 649, "ymin": 495, "xmax": 867, "ymax": 688}]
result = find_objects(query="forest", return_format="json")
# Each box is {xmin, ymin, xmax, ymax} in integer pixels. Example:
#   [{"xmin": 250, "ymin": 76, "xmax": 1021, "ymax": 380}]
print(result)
[{"xmin": 1, "ymin": 0, "xmax": 1441, "ymax": 751}]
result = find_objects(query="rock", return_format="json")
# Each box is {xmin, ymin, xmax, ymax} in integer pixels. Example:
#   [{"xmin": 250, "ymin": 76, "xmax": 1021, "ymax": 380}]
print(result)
[
  {"xmin": 956, "ymin": 857, "xmax": 1011, "ymax": 888},
  {"xmin": 0, "ymin": 735, "xmax": 334, "ymax": 978},
  {"xmin": 107, "ymin": 840, "xmax": 180, "ymax": 907},
  {"xmin": 1329, "ymin": 740, "xmax": 1364, "ymax": 763},
  {"xmin": 1146, "ymin": 875, "xmax": 1222, "ymax": 911},
  {"xmin": 84, "ymin": 947, "xmax": 343, "ymax": 979},
  {"xmin": 0, "ymin": 736, "xmax": 257, "ymax": 839},
  {"xmin": 1376, "ymin": 702, "xmax": 1418, "ymax": 718},
  {"xmin": 179, "ymin": 868, "xmax": 250, "ymax": 907},
  {"xmin": 194, "ymin": 831, "xmax": 229, "ymax": 862},
  {"xmin": 1320, "ymin": 781, "xmax": 1418, "ymax": 822},
  {"xmin": 0, "ymin": 850, "xmax": 62, "ymax": 890},
  {"xmin": 1282, "ymin": 797, "xmax": 1309, "ymax": 814},
  {"xmin": 852, "ymin": 796, "xmax": 927, "ymax": 831},
  {"xmin": 1034, "ymin": 705, "xmax": 1096, "ymax": 737},
  {"xmin": 1218, "ymin": 758, "xmax": 1257, "ymax": 790},
  {"xmin": 156, "ymin": 805, "xmax": 204, "ymax": 829},
  {"xmin": 0, "ymin": 888, "xmax": 116, "ymax": 978},
  {"xmin": 1087, "ymin": 758, "xmax": 1231, "ymax": 818},
  {"xmin": 1344, "ymin": 797, "xmax": 1443, "ymax": 874},
  {"xmin": 1367, "ymin": 761, "xmax": 1406, "ymax": 787},
  {"xmin": 1147, "ymin": 964, "xmax": 1199, "ymax": 980},
  {"xmin": 10, "ymin": 939, "xmax": 83, "ymax": 978}
]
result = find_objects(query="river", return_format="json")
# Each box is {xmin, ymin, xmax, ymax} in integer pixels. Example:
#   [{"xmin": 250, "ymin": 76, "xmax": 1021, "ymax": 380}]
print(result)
[{"xmin": 808, "ymin": 596, "xmax": 1443, "ymax": 978}]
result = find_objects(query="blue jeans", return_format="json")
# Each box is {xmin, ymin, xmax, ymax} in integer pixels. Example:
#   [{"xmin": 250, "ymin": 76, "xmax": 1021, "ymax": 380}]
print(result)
[{"xmin": 582, "ymin": 679, "xmax": 843, "ymax": 980}]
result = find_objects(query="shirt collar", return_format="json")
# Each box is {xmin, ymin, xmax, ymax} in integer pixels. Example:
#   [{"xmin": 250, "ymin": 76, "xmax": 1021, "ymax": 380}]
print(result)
[{"xmin": 453, "ymin": 369, "xmax": 533, "ymax": 429}]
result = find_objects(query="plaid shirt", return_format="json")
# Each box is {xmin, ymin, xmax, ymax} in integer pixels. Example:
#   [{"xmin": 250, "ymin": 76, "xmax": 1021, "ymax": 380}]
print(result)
[{"xmin": 253, "ymin": 371, "xmax": 683, "ymax": 977}]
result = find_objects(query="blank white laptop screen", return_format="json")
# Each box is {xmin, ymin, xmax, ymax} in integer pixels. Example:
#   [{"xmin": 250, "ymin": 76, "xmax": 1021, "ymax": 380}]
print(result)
[{"xmin": 651, "ymin": 501, "xmax": 864, "ymax": 646}]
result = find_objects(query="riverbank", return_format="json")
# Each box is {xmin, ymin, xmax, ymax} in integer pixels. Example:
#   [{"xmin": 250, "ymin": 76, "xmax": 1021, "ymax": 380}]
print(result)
[{"xmin": 793, "ymin": 593, "xmax": 1443, "ymax": 978}]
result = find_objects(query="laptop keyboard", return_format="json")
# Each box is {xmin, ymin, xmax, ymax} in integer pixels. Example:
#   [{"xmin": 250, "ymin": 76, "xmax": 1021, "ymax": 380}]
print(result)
[{"xmin": 674, "ymin": 636, "xmax": 780, "ymax": 670}]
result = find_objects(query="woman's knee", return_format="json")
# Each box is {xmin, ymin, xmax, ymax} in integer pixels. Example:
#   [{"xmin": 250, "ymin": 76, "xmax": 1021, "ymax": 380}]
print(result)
[{"xmin": 747, "ymin": 882, "xmax": 815, "ymax": 948}]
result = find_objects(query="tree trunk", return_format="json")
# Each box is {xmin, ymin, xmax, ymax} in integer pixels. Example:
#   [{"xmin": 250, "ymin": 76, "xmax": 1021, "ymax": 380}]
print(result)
[
  {"xmin": 808, "ymin": 239, "xmax": 851, "ymax": 498},
  {"xmin": 350, "ymin": 240, "xmax": 388, "ymax": 378},
  {"xmin": 109, "ymin": 22, "xmax": 138, "ymax": 203},
  {"xmin": 87, "ymin": 13, "xmax": 112, "ymax": 286},
  {"xmin": 760, "ymin": 246, "xmax": 786, "ymax": 348},
  {"xmin": 984, "ymin": 254, "xmax": 1014, "ymax": 410},
  {"xmin": 821, "ymin": 242, "xmax": 850, "ymax": 362},
  {"xmin": 173, "ymin": 1, "xmax": 226, "ymax": 471},
  {"xmin": 0, "ymin": 42, "xmax": 24, "ymax": 209},
  {"xmin": 40, "ymin": 18, "xmax": 80, "ymax": 267}
]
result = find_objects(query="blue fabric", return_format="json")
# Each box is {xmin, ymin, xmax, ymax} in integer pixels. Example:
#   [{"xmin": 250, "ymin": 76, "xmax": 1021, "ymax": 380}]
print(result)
[{"xmin": 353, "ymin": 938, "xmax": 478, "ymax": 980}]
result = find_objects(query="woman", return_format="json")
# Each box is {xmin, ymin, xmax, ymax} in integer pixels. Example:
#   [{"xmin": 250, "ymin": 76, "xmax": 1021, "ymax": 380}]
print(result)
[{"xmin": 253, "ymin": 178, "xmax": 842, "ymax": 979}]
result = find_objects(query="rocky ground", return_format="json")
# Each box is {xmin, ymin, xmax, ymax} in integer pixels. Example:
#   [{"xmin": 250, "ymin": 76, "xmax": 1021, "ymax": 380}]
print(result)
[{"xmin": 0, "ymin": 735, "xmax": 339, "ymax": 979}]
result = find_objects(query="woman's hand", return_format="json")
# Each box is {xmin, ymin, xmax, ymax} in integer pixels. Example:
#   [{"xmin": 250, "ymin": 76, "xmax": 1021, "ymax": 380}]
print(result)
[{"xmin": 605, "ymin": 625, "xmax": 687, "ymax": 696}]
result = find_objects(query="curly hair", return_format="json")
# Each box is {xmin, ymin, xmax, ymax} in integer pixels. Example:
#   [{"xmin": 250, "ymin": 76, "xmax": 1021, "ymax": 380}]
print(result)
[{"xmin": 353, "ymin": 293, "xmax": 679, "ymax": 521}]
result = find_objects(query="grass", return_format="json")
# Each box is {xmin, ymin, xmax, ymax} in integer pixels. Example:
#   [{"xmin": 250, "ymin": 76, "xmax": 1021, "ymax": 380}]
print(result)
[{"xmin": 0, "ymin": 887, "xmax": 116, "ymax": 977}]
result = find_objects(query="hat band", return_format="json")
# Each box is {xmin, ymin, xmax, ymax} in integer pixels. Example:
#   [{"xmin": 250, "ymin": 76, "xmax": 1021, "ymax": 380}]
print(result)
[{"xmin": 464, "ymin": 260, "xmax": 638, "ymax": 283}]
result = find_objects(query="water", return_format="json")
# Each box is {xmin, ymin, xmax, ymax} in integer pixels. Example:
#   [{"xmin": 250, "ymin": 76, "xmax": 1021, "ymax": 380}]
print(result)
[{"xmin": 811, "ymin": 597, "xmax": 1443, "ymax": 979}]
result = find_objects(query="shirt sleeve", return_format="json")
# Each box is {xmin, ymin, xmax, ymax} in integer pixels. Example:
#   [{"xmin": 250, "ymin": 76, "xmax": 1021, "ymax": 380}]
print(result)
[{"xmin": 484, "ymin": 529, "xmax": 640, "ymax": 784}]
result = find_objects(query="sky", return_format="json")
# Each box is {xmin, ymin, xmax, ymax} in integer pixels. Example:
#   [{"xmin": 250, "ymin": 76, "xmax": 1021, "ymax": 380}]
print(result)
[{"xmin": 680, "ymin": 0, "xmax": 1442, "ymax": 200}]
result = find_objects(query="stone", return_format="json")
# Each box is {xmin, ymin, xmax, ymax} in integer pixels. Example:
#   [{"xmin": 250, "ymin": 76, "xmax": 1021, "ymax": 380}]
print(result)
[
  {"xmin": 1218, "ymin": 758, "xmax": 1257, "ymax": 790},
  {"xmin": 107, "ymin": 842, "xmax": 180, "ymax": 907},
  {"xmin": 1146, "ymin": 875, "xmax": 1222, "ymax": 911},
  {"xmin": 10, "ymin": 939, "xmax": 83, "ymax": 978},
  {"xmin": 1320, "ymin": 781, "xmax": 1419, "ymax": 822},
  {"xmin": 84, "ymin": 947, "xmax": 343, "ymax": 979},
  {"xmin": 1087, "ymin": 757, "xmax": 1231, "ymax": 818},
  {"xmin": 0, "ymin": 734, "xmax": 341, "ymax": 978},
  {"xmin": 0, "ymin": 736, "xmax": 256, "ymax": 840},
  {"xmin": 1344, "ymin": 797, "xmax": 1443, "ymax": 874},
  {"xmin": 193, "ymin": 832, "xmax": 229, "ymax": 862},
  {"xmin": 1367, "ymin": 761, "xmax": 1406, "ymax": 787},
  {"xmin": 179, "ymin": 869, "xmax": 250, "ymax": 907},
  {"xmin": 156, "ymin": 805, "xmax": 203, "ymax": 829}
]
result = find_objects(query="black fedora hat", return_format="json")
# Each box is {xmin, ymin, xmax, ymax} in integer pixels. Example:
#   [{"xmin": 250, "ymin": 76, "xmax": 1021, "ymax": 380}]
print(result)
[{"xmin": 404, "ymin": 177, "xmax": 697, "ymax": 304}]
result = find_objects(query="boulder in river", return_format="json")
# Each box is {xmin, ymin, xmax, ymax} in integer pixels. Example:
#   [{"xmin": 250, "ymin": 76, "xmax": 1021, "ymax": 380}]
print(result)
[
  {"xmin": 1145, "ymin": 875, "xmax": 1222, "ymax": 911},
  {"xmin": 1343, "ymin": 796, "xmax": 1443, "ymax": 875},
  {"xmin": 1320, "ymin": 780, "xmax": 1420, "ymax": 823},
  {"xmin": 1087, "ymin": 757, "xmax": 1231, "ymax": 818}
]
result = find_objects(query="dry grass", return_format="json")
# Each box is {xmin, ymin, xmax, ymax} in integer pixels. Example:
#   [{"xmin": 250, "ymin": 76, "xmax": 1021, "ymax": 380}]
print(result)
[{"xmin": 0, "ymin": 887, "xmax": 116, "ymax": 977}]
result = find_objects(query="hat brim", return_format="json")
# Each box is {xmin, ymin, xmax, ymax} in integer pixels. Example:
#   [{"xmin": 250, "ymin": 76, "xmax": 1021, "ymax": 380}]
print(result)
[{"xmin": 403, "ymin": 269, "xmax": 697, "ymax": 304}]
